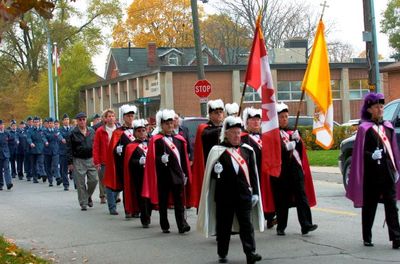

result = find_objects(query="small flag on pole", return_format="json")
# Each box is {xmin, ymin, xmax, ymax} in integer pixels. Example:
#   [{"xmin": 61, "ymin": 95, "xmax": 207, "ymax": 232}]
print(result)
[
  {"xmin": 53, "ymin": 45, "xmax": 61, "ymax": 76},
  {"xmin": 301, "ymin": 19, "xmax": 333, "ymax": 149}
]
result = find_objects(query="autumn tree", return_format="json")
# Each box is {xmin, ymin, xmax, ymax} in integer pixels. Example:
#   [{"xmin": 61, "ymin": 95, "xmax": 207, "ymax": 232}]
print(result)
[
  {"xmin": 112, "ymin": 0, "xmax": 200, "ymax": 48},
  {"xmin": 202, "ymin": 14, "xmax": 251, "ymax": 64},
  {"xmin": 381, "ymin": 0, "xmax": 400, "ymax": 58}
]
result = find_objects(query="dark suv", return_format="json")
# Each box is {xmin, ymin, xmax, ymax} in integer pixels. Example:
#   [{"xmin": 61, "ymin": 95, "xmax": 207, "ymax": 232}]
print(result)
[
  {"xmin": 181, "ymin": 117, "xmax": 208, "ymax": 151},
  {"xmin": 339, "ymin": 99, "xmax": 400, "ymax": 190}
]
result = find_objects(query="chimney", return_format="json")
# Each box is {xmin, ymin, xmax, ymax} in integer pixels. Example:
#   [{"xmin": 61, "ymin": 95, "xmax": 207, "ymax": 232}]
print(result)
[{"xmin": 147, "ymin": 42, "xmax": 157, "ymax": 67}]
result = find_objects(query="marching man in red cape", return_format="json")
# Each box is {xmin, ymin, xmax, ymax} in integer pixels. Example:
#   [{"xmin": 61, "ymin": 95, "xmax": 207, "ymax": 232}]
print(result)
[
  {"xmin": 103, "ymin": 104, "xmax": 137, "ymax": 219},
  {"xmin": 192, "ymin": 99, "xmax": 225, "ymax": 207},
  {"xmin": 123, "ymin": 119, "xmax": 152, "ymax": 228},
  {"xmin": 241, "ymin": 107, "xmax": 277, "ymax": 229},
  {"xmin": 197, "ymin": 116, "xmax": 264, "ymax": 264},
  {"xmin": 265, "ymin": 102, "xmax": 317, "ymax": 236},
  {"xmin": 142, "ymin": 109, "xmax": 193, "ymax": 234}
]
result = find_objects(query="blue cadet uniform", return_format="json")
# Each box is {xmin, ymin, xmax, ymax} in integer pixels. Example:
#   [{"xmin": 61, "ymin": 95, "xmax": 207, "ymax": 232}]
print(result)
[
  {"xmin": 0, "ymin": 120, "xmax": 12, "ymax": 190},
  {"xmin": 8, "ymin": 120, "xmax": 19, "ymax": 178},
  {"xmin": 24, "ymin": 116, "xmax": 33, "ymax": 180},
  {"xmin": 27, "ymin": 117, "xmax": 48, "ymax": 183},
  {"xmin": 16, "ymin": 121, "xmax": 26, "ymax": 179},
  {"xmin": 59, "ymin": 113, "xmax": 71, "ymax": 190},
  {"xmin": 43, "ymin": 117, "xmax": 64, "ymax": 186}
]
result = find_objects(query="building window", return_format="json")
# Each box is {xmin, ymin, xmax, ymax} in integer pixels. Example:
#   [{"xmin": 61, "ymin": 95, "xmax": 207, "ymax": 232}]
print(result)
[
  {"xmin": 277, "ymin": 81, "xmax": 302, "ymax": 101},
  {"xmin": 331, "ymin": 80, "xmax": 341, "ymax": 99},
  {"xmin": 349, "ymin": 79, "xmax": 369, "ymax": 100},
  {"xmin": 145, "ymin": 79, "xmax": 149, "ymax": 91},
  {"xmin": 203, "ymin": 55, "xmax": 209, "ymax": 65},
  {"xmin": 168, "ymin": 53, "xmax": 179, "ymax": 66},
  {"xmin": 241, "ymin": 83, "xmax": 261, "ymax": 102}
]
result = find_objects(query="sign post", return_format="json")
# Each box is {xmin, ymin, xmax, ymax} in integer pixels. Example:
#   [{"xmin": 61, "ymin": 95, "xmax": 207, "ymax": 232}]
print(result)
[{"xmin": 194, "ymin": 79, "xmax": 212, "ymax": 117}]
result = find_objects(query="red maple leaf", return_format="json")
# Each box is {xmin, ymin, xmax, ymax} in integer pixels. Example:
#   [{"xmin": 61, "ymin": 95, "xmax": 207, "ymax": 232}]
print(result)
[
  {"xmin": 262, "ymin": 84, "xmax": 275, "ymax": 104},
  {"xmin": 262, "ymin": 108, "xmax": 270, "ymax": 122}
]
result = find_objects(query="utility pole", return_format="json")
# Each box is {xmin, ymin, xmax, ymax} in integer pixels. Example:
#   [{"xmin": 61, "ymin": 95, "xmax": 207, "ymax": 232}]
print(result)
[
  {"xmin": 45, "ymin": 22, "xmax": 55, "ymax": 118},
  {"xmin": 191, "ymin": 0, "xmax": 207, "ymax": 117},
  {"xmin": 363, "ymin": 0, "xmax": 381, "ymax": 93}
]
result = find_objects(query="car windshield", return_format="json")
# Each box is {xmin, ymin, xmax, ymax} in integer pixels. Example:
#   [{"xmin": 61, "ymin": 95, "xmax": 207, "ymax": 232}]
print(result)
[
  {"xmin": 181, "ymin": 118, "xmax": 208, "ymax": 149},
  {"xmin": 383, "ymin": 102, "xmax": 398, "ymax": 121}
]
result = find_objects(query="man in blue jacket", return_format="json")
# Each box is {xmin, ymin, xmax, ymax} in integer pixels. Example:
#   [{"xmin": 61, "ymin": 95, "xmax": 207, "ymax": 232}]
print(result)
[
  {"xmin": 44, "ymin": 117, "xmax": 65, "ymax": 187},
  {"xmin": 0, "ymin": 120, "xmax": 12, "ymax": 190},
  {"xmin": 27, "ymin": 116, "xmax": 48, "ymax": 183}
]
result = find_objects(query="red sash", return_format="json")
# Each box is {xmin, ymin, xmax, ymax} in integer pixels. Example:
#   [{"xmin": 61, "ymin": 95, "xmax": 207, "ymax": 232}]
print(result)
[
  {"xmin": 226, "ymin": 148, "xmax": 250, "ymax": 186},
  {"xmin": 372, "ymin": 125, "xmax": 397, "ymax": 171},
  {"xmin": 162, "ymin": 137, "xmax": 181, "ymax": 167},
  {"xmin": 280, "ymin": 130, "xmax": 302, "ymax": 168},
  {"xmin": 248, "ymin": 134, "xmax": 262, "ymax": 149}
]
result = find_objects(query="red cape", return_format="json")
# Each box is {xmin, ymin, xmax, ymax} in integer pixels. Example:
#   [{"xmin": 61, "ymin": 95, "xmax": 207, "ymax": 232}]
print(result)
[
  {"xmin": 122, "ymin": 142, "xmax": 141, "ymax": 215},
  {"xmin": 262, "ymin": 137, "xmax": 317, "ymax": 213},
  {"xmin": 102, "ymin": 129, "xmax": 124, "ymax": 191},
  {"xmin": 142, "ymin": 134, "xmax": 194, "ymax": 206},
  {"xmin": 191, "ymin": 123, "xmax": 208, "ymax": 208}
]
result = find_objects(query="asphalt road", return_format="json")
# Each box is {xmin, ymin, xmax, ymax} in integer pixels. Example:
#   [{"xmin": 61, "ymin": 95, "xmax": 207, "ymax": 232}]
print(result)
[{"xmin": 1, "ymin": 171, "xmax": 399, "ymax": 264}]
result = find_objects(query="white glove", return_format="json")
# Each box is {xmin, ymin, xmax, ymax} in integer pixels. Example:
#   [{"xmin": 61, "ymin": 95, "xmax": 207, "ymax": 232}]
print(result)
[
  {"xmin": 161, "ymin": 153, "xmax": 169, "ymax": 164},
  {"xmin": 214, "ymin": 162, "xmax": 223, "ymax": 174},
  {"xmin": 184, "ymin": 176, "xmax": 188, "ymax": 186},
  {"xmin": 372, "ymin": 149, "xmax": 383, "ymax": 160},
  {"xmin": 116, "ymin": 145, "xmax": 123, "ymax": 155},
  {"xmin": 286, "ymin": 141, "xmax": 296, "ymax": 151},
  {"xmin": 251, "ymin": 195, "xmax": 259, "ymax": 207},
  {"xmin": 292, "ymin": 130, "xmax": 300, "ymax": 142},
  {"xmin": 139, "ymin": 156, "xmax": 146, "ymax": 165}
]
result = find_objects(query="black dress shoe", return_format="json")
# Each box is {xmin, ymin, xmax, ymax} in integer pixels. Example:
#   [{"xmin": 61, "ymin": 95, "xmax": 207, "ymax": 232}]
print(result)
[
  {"xmin": 42, "ymin": 176, "xmax": 47, "ymax": 182},
  {"xmin": 363, "ymin": 241, "xmax": 374, "ymax": 247},
  {"xmin": 6, "ymin": 183, "xmax": 13, "ymax": 190},
  {"xmin": 218, "ymin": 256, "xmax": 228, "ymax": 263},
  {"xmin": 0, "ymin": 186, "xmax": 3, "ymax": 191},
  {"xmin": 56, "ymin": 178, "xmax": 62, "ymax": 186},
  {"xmin": 302, "ymin": 224, "xmax": 318, "ymax": 235},
  {"xmin": 88, "ymin": 197, "xmax": 93, "ymax": 207},
  {"xmin": 277, "ymin": 229, "xmax": 285, "ymax": 236},
  {"xmin": 267, "ymin": 217, "xmax": 278, "ymax": 229},
  {"xmin": 49, "ymin": 183, "xmax": 53, "ymax": 187},
  {"xmin": 179, "ymin": 225, "xmax": 191, "ymax": 234},
  {"xmin": 393, "ymin": 239, "xmax": 400, "ymax": 249},
  {"xmin": 81, "ymin": 206, "xmax": 87, "ymax": 211},
  {"xmin": 246, "ymin": 252, "xmax": 262, "ymax": 264},
  {"xmin": 110, "ymin": 211, "xmax": 119, "ymax": 215},
  {"xmin": 142, "ymin": 223, "xmax": 149, "ymax": 228},
  {"xmin": 162, "ymin": 229, "xmax": 170, "ymax": 233}
]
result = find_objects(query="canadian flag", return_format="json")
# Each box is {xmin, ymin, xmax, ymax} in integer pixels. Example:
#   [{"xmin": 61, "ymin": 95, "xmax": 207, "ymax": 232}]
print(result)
[
  {"xmin": 52, "ymin": 45, "xmax": 61, "ymax": 76},
  {"xmin": 244, "ymin": 15, "xmax": 281, "ymax": 177}
]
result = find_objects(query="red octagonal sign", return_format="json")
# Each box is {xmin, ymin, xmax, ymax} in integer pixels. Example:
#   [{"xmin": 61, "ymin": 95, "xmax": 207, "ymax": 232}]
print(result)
[{"xmin": 194, "ymin": 79, "xmax": 212, "ymax": 98}]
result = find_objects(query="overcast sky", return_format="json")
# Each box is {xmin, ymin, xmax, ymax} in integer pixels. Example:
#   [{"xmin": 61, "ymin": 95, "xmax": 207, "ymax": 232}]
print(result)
[{"xmin": 71, "ymin": 0, "xmax": 392, "ymax": 77}]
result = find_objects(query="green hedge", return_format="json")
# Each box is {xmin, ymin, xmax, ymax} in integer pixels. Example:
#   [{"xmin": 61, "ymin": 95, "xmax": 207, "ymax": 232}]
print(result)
[{"xmin": 297, "ymin": 125, "xmax": 357, "ymax": 150}]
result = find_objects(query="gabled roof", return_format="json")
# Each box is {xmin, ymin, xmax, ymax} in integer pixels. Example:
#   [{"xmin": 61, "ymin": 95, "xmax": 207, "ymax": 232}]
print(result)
[{"xmin": 380, "ymin": 61, "xmax": 400, "ymax": 73}]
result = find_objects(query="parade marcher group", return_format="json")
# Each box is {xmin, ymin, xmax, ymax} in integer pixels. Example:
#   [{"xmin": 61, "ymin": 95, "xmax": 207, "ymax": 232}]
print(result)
[{"xmin": 2, "ymin": 91, "xmax": 400, "ymax": 264}]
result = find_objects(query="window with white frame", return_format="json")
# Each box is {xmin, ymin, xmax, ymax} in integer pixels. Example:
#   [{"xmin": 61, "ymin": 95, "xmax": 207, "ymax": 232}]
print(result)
[
  {"xmin": 331, "ymin": 80, "xmax": 341, "ymax": 99},
  {"xmin": 203, "ymin": 55, "xmax": 209, "ymax": 65},
  {"xmin": 168, "ymin": 53, "xmax": 179, "ymax": 66},
  {"xmin": 241, "ymin": 83, "xmax": 261, "ymax": 102},
  {"xmin": 277, "ymin": 81, "xmax": 302, "ymax": 101},
  {"xmin": 349, "ymin": 79, "xmax": 369, "ymax": 100}
]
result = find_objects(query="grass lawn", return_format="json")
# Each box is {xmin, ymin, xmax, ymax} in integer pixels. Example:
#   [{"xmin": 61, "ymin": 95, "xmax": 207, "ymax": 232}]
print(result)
[
  {"xmin": 307, "ymin": 149, "xmax": 340, "ymax": 167},
  {"xmin": 0, "ymin": 236, "xmax": 49, "ymax": 264}
]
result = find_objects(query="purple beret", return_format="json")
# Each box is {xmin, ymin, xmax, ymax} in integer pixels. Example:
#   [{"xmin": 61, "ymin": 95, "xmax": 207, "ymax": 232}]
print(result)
[{"xmin": 361, "ymin": 92, "xmax": 385, "ymax": 121}]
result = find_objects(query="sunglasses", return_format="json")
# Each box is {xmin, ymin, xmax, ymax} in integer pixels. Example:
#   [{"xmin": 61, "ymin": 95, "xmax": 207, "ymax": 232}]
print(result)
[{"xmin": 78, "ymin": 118, "xmax": 86, "ymax": 121}]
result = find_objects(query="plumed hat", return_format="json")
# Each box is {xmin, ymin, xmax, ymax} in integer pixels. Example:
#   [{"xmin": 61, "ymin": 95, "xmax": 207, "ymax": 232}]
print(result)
[
  {"xmin": 207, "ymin": 99, "xmax": 225, "ymax": 114},
  {"xmin": 133, "ymin": 119, "xmax": 146, "ymax": 130},
  {"xmin": 119, "ymin": 104, "xmax": 137, "ymax": 120},
  {"xmin": 154, "ymin": 109, "xmax": 176, "ymax": 134},
  {"xmin": 220, "ymin": 116, "xmax": 242, "ymax": 142},
  {"xmin": 276, "ymin": 102, "xmax": 289, "ymax": 114},
  {"xmin": 225, "ymin": 102, "xmax": 239, "ymax": 116},
  {"xmin": 242, "ymin": 107, "xmax": 262, "ymax": 129},
  {"xmin": 361, "ymin": 92, "xmax": 385, "ymax": 121}
]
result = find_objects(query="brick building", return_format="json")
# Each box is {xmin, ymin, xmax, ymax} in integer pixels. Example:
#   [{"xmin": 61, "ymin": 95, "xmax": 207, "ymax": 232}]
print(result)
[{"xmin": 81, "ymin": 43, "xmax": 395, "ymax": 124}]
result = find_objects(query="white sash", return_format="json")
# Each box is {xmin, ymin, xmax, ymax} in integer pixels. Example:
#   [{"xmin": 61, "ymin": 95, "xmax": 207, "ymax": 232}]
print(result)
[
  {"xmin": 124, "ymin": 129, "xmax": 135, "ymax": 142},
  {"xmin": 280, "ymin": 130, "xmax": 302, "ymax": 168},
  {"xmin": 137, "ymin": 143, "xmax": 148, "ymax": 156},
  {"xmin": 226, "ymin": 148, "xmax": 250, "ymax": 186},
  {"xmin": 372, "ymin": 125, "xmax": 397, "ymax": 172},
  {"xmin": 163, "ymin": 137, "xmax": 181, "ymax": 166},
  {"xmin": 248, "ymin": 134, "xmax": 262, "ymax": 149}
]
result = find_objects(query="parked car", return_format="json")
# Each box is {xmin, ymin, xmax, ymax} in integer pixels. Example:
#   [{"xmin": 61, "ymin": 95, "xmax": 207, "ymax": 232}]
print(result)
[
  {"xmin": 288, "ymin": 116, "xmax": 340, "ymax": 128},
  {"xmin": 339, "ymin": 99, "xmax": 400, "ymax": 190},
  {"xmin": 341, "ymin": 119, "xmax": 360, "ymax": 127},
  {"xmin": 181, "ymin": 116, "xmax": 208, "ymax": 151}
]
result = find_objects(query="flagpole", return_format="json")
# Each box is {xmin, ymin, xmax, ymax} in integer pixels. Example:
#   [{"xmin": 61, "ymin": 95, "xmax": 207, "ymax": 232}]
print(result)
[
  {"xmin": 238, "ymin": 83, "xmax": 248, "ymax": 116},
  {"xmin": 54, "ymin": 42, "xmax": 59, "ymax": 120}
]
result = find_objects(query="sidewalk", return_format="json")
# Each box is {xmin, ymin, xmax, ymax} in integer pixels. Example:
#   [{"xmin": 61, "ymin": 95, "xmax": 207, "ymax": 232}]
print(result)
[
  {"xmin": 310, "ymin": 166, "xmax": 342, "ymax": 184},
  {"xmin": 310, "ymin": 166, "xmax": 340, "ymax": 174}
]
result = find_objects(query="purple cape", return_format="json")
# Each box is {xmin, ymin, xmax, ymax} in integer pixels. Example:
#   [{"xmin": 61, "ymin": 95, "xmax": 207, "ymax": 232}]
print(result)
[{"xmin": 346, "ymin": 121, "xmax": 400, "ymax": 207}]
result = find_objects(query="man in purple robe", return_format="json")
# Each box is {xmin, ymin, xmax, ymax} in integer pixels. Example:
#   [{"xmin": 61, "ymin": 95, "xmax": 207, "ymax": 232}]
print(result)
[{"xmin": 346, "ymin": 92, "xmax": 400, "ymax": 249}]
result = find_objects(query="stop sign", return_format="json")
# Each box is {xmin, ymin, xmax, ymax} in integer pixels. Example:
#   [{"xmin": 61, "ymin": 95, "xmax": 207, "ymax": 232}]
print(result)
[{"xmin": 194, "ymin": 79, "xmax": 212, "ymax": 98}]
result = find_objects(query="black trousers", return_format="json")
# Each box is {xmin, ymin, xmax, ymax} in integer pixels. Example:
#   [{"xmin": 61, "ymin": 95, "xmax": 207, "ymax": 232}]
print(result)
[
  {"xmin": 216, "ymin": 201, "xmax": 255, "ymax": 258},
  {"xmin": 133, "ymin": 172, "xmax": 152, "ymax": 225},
  {"xmin": 271, "ymin": 176, "xmax": 313, "ymax": 232},
  {"xmin": 157, "ymin": 180, "xmax": 186, "ymax": 231},
  {"xmin": 362, "ymin": 183, "xmax": 400, "ymax": 242},
  {"xmin": 16, "ymin": 153, "xmax": 24, "ymax": 177}
]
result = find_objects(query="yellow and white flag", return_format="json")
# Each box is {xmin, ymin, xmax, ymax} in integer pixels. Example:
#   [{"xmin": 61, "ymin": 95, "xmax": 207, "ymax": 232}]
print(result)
[{"xmin": 301, "ymin": 19, "xmax": 333, "ymax": 149}]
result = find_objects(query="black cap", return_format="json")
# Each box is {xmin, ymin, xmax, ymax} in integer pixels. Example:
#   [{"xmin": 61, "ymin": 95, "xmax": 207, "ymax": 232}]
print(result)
[
  {"xmin": 92, "ymin": 113, "xmax": 100, "ymax": 120},
  {"xmin": 33, "ymin": 116, "xmax": 40, "ymax": 121},
  {"xmin": 62, "ymin": 113, "xmax": 69, "ymax": 119},
  {"xmin": 54, "ymin": 119, "xmax": 59, "ymax": 123},
  {"xmin": 47, "ymin": 117, "xmax": 54, "ymax": 122},
  {"xmin": 27, "ymin": 116, "xmax": 33, "ymax": 121},
  {"xmin": 10, "ymin": 120, "xmax": 16, "ymax": 125},
  {"xmin": 75, "ymin": 112, "xmax": 87, "ymax": 119},
  {"xmin": 20, "ymin": 121, "xmax": 25, "ymax": 125}
]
